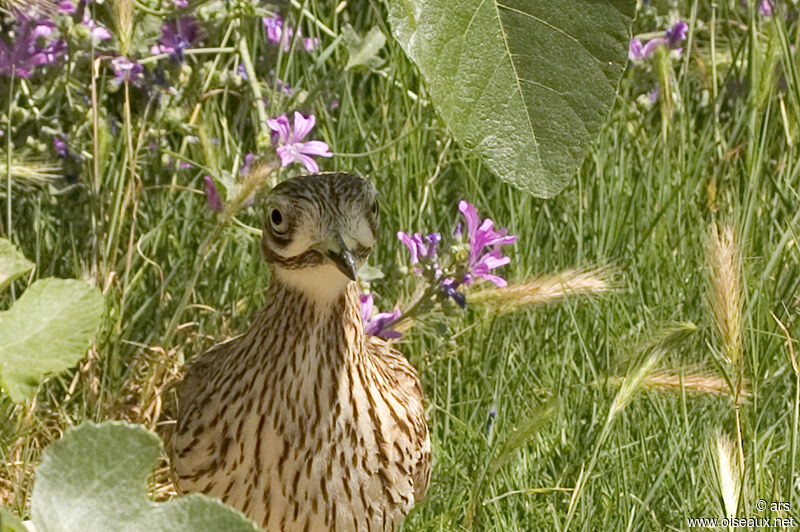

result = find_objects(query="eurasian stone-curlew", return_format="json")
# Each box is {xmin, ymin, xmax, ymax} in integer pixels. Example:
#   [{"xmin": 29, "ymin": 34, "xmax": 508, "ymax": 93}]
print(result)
[{"xmin": 171, "ymin": 173, "xmax": 430, "ymax": 531}]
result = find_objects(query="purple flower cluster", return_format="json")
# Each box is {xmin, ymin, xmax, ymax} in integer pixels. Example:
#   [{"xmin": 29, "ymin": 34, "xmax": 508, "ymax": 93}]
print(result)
[
  {"xmin": 262, "ymin": 16, "xmax": 320, "ymax": 52},
  {"xmin": 397, "ymin": 232, "xmax": 441, "ymax": 272},
  {"xmin": 629, "ymin": 21, "xmax": 688, "ymax": 61},
  {"xmin": 151, "ymin": 17, "xmax": 204, "ymax": 62},
  {"xmin": 267, "ymin": 112, "xmax": 332, "ymax": 173},
  {"xmin": 397, "ymin": 200, "xmax": 516, "ymax": 308},
  {"xmin": 457, "ymin": 201, "xmax": 517, "ymax": 287},
  {"xmin": 58, "ymin": 1, "xmax": 77, "ymax": 14},
  {"xmin": 0, "ymin": 18, "xmax": 67, "ymax": 78},
  {"xmin": 82, "ymin": 12, "xmax": 112, "ymax": 42},
  {"xmin": 53, "ymin": 134, "xmax": 70, "ymax": 158},
  {"xmin": 359, "ymin": 293, "xmax": 401, "ymax": 339},
  {"xmin": 111, "ymin": 56, "xmax": 144, "ymax": 85}
]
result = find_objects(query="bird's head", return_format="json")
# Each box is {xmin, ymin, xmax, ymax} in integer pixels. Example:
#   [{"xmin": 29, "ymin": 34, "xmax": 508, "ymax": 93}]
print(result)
[{"xmin": 261, "ymin": 173, "xmax": 378, "ymax": 304}]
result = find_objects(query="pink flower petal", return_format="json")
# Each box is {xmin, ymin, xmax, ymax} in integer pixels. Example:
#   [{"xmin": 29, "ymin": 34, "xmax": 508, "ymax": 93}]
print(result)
[
  {"xmin": 294, "ymin": 152, "xmax": 319, "ymax": 173},
  {"xmin": 267, "ymin": 113, "xmax": 291, "ymax": 142},
  {"xmin": 458, "ymin": 200, "xmax": 480, "ymax": 243},
  {"xmin": 297, "ymin": 140, "xmax": 332, "ymax": 158},
  {"xmin": 275, "ymin": 146, "xmax": 295, "ymax": 167},
  {"xmin": 291, "ymin": 111, "xmax": 315, "ymax": 141}
]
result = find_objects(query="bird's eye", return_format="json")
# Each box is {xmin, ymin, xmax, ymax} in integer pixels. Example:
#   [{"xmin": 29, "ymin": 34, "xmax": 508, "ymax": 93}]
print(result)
[
  {"xmin": 270, "ymin": 208, "xmax": 288, "ymax": 233},
  {"xmin": 371, "ymin": 201, "xmax": 379, "ymax": 215}
]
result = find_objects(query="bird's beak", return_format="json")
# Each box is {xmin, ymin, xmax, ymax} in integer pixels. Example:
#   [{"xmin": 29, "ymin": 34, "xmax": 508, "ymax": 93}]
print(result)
[{"xmin": 325, "ymin": 234, "xmax": 358, "ymax": 281}]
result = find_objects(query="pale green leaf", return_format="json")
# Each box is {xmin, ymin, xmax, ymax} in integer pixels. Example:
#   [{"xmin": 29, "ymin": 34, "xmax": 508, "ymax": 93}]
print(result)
[
  {"xmin": 0, "ymin": 509, "xmax": 29, "ymax": 532},
  {"xmin": 387, "ymin": 0, "xmax": 635, "ymax": 197},
  {"xmin": 31, "ymin": 422, "xmax": 260, "ymax": 532},
  {"xmin": 344, "ymin": 25, "xmax": 387, "ymax": 70},
  {"xmin": 0, "ymin": 279, "xmax": 103, "ymax": 402},
  {"xmin": 0, "ymin": 239, "xmax": 33, "ymax": 292}
]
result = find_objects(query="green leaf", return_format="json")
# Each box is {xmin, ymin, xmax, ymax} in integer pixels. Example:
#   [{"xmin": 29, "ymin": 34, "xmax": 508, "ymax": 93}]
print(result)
[
  {"xmin": 0, "ymin": 279, "xmax": 104, "ymax": 402},
  {"xmin": 0, "ymin": 509, "xmax": 28, "ymax": 532},
  {"xmin": 0, "ymin": 239, "xmax": 33, "ymax": 293},
  {"xmin": 31, "ymin": 422, "xmax": 260, "ymax": 532},
  {"xmin": 344, "ymin": 25, "xmax": 387, "ymax": 70},
  {"xmin": 387, "ymin": 0, "xmax": 635, "ymax": 197}
]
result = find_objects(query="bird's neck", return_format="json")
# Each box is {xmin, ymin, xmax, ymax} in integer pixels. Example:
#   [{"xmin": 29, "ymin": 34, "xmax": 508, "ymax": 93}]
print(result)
[
  {"xmin": 257, "ymin": 277, "xmax": 365, "ymax": 366},
  {"xmin": 244, "ymin": 279, "xmax": 364, "ymax": 431}
]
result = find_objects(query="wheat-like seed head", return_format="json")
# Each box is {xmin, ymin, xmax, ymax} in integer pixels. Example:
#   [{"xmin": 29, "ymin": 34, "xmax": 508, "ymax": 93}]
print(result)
[
  {"xmin": 707, "ymin": 224, "xmax": 743, "ymax": 372},
  {"xmin": 469, "ymin": 267, "xmax": 614, "ymax": 315},
  {"xmin": 0, "ymin": 160, "xmax": 61, "ymax": 190},
  {"xmin": 222, "ymin": 157, "xmax": 280, "ymax": 221},
  {"xmin": 715, "ymin": 433, "xmax": 741, "ymax": 518},
  {"xmin": 0, "ymin": 0, "xmax": 56, "ymax": 15},
  {"xmin": 619, "ymin": 369, "xmax": 751, "ymax": 398},
  {"xmin": 114, "ymin": 0, "xmax": 134, "ymax": 55}
]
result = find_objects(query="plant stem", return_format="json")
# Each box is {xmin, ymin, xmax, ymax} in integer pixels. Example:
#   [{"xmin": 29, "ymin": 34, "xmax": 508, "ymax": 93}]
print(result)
[
  {"xmin": 6, "ymin": 70, "xmax": 14, "ymax": 301},
  {"xmin": 237, "ymin": 37, "xmax": 270, "ymax": 148},
  {"xmin": 163, "ymin": 224, "xmax": 223, "ymax": 346}
]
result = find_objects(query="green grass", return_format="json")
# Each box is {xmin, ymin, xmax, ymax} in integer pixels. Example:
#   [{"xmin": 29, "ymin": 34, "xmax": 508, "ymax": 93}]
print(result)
[{"xmin": 2, "ymin": 0, "xmax": 800, "ymax": 530}]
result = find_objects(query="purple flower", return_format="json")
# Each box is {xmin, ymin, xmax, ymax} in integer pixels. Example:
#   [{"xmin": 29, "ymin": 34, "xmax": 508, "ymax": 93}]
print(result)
[
  {"xmin": 441, "ymin": 278, "xmax": 467, "ymax": 308},
  {"xmin": 759, "ymin": 0, "xmax": 773, "ymax": 16},
  {"xmin": 359, "ymin": 293, "xmax": 402, "ymax": 339},
  {"xmin": 0, "ymin": 18, "xmax": 66, "ymax": 78},
  {"xmin": 648, "ymin": 85, "xmax": 660, "ymax": 104},
  {"xmin": 397, "ymin": 231, "xmax": 441, "ymax": 268},
  {"xmin": 58, "ymin": 0, "xmax": 76, "ymax": 14},
  {"xmin": 276, "ymin": 78, "xmax": 292, "ymax": 94},
  {"xmin": 665, "ymin": 21, "xmax": 688, "ymax": 45},
  {"xmin": 267, "ymin": 111, "xmax": 332, "ymax": 173},
  {"xmin": 458, "ymin": 200, "xmax": 516, "ymax": 287},
  {"xmin": 53, "ymin": 134, "xmax": 69, "ymax": 158},
  {"xmin": 629, "ymin": 20, "xmax": 688, "ymax": 61},
  {"xmin": 111, "ymin": 56, "xmax": 143, "ymax": 85},
  {"xmin": 240, "ymin": 152, "xmax": 255, "ymax": 175},
  {"xmin": 262, "ymin": 15, "xmax": 319, "ymax": 52},
  {"xmin": 237, "ymin": 63, "xmax": 247, "ymax": 80},
  {"xmin": 82, "ymin": 13, "xmax": 112, "ymax": 41},
  {"xmin": 263, "ymin": 16, "xmax": 284, "ymax": 44},
  {"xmin": 151, "ymin": 17, "xmax": 203, "ymax": 62},
  {"xmin": 38, "ymin": 38, "xmax": 67, "ymax": 65},
  {"xmin": 204, "ymin": 176, "xmax": 222, "ymax": 211},
  {"xmin": 174, "ymin": 0, "xmax": 189, "ymax": 7}
]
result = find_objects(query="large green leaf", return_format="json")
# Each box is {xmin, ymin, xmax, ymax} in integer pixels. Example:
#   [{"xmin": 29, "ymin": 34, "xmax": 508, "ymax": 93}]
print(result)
[
  {"xmin": 0, "ymin": 279, "xmax": 103, "ymax": 402},
  {"xmin": 0, "ymin": 239, "xmax": 33, "ymax": 293},
  {"xmin": 387, "ymin": 0, "xmax": 635, "ymax": 197},
  {"xmin": 0, "ymin": 509, "xmax": 28, "ymax": 532},
  {"xmin": 31, "ymin": 422, "xmax": 260, "ymax": 532}
]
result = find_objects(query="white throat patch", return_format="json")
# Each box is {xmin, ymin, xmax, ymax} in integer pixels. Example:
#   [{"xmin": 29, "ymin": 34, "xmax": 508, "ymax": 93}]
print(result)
[{"xmin": 274, "ymin": 263, "xmax": 353, "ymax": 307}]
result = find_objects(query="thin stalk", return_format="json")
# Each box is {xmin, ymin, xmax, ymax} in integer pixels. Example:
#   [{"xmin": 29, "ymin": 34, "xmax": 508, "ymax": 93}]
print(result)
[
  {"xmin": 237, "ymin": 37, "xmax": 270, "ymax": 148},
  {"xmin": 734, "ymin": 406, "xmax": 748, "ymax": 516},
  {"xmin": 90, "ymin": 52, "xmax": 102, "ymax": 279},
  {"xmin": 563, "ymin": 399, "xmax": 617, "ymax": 530},
  {"xmin": 137, "ymin": 47, "xmax": 236, "ymax": 65},
  {"xmin": 793, "ymin": 365, "xmax": 799, "ymax": 512},
  {"xmin": 711, "ymin": 2, "xmax": 722, "ymax": 156},
  {"xmin": 6, "ymin": 69, "xmax": 14, "ymax": 301},
  {"xmin": 120, "ymin": 80, "xmax": 136, "ymax": 286},
  {"xmin": 162, "ymin": 224, "xmax": 223, "ymax": 345}
]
